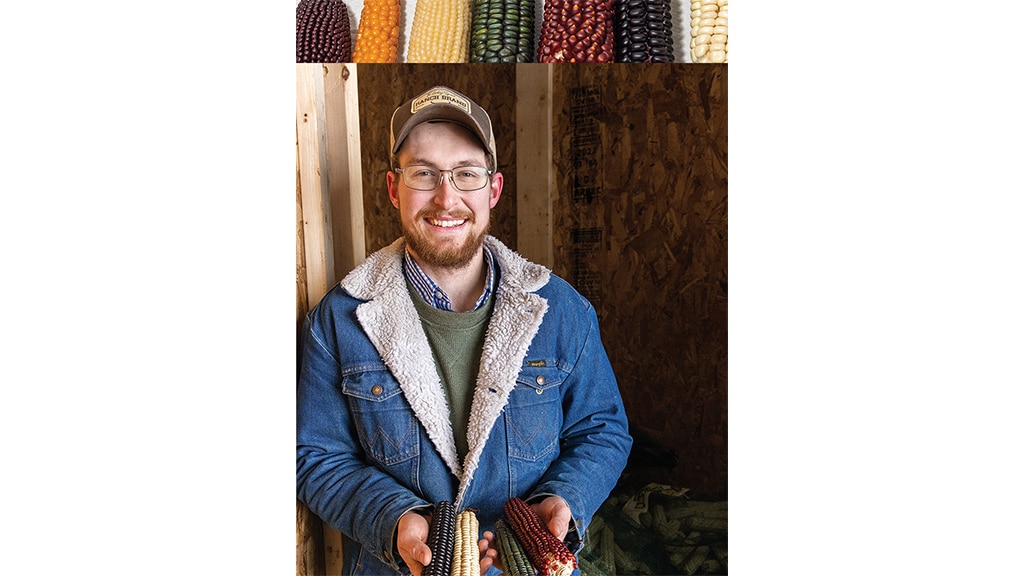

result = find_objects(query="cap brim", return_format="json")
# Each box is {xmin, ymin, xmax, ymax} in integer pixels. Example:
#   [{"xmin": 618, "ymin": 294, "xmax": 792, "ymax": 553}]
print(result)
[{"xmin": 392, "ymin": 109, "xmax": 489, "ymax": 156}]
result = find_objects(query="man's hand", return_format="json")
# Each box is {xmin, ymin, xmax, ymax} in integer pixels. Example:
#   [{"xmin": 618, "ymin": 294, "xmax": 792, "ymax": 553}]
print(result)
[
  {"xmin": 480, "ymin": 497, "xmax": 571, "ymax": 575},
  {"xmin": 478, "ymin": 530, "xmax": 499, "ymax": 574},
  {"xmin": 401, "ymin": 511, "xmax": 497, "ymax": 576},
  {"xmin": 396, "ymin": 511, "xmax": 432, "ymax": 576},
  {"xmin": 531, "ymin": 495, "xmax": 572, "ymax": 541}
]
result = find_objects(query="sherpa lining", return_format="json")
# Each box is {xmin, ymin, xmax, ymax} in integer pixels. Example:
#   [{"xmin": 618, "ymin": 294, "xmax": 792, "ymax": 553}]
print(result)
[{"xmin": 340, "ymin": 236, "xmax": 551, "ymax": 507}]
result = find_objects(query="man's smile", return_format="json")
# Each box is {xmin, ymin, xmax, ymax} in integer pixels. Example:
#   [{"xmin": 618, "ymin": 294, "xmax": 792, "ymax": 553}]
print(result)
[{"xmin": 425, "ymin": 217, "xmax": 468, "ymax": 228}]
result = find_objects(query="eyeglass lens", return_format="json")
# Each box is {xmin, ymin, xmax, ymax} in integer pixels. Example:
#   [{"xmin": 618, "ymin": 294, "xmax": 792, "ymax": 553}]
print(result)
[{"xmin": 399, "ymin": 166, "xmax": 489, "ymax": 191}]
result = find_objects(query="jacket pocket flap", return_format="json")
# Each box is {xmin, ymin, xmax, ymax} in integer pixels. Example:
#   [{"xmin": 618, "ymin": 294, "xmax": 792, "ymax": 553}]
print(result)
[
  {"xmin": 341, "ymin": 368, "xmax": 402, "ymax": 402},
  {"xmin": 515, "ymin": 363, "xmax": 565, "ymax": 392}
]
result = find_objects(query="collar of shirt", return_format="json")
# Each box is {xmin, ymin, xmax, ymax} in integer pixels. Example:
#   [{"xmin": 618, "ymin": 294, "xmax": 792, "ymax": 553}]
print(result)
[{"xmin": 403, "ymin": 245, "xmax": 496, "ymax": 312}]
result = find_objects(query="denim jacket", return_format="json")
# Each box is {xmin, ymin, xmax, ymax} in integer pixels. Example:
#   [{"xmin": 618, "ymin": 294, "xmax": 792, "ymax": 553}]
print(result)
[{"xmin": 297, "ymin": 236, "xmax": 632, "ymax": 576}]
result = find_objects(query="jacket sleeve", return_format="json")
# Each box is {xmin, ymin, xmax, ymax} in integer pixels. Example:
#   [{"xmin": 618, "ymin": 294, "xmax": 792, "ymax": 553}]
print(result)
[
  {"xmin": 528, "ymin": 298, "xmax": 633, "ymax": 549},
  {"xmin": 296, "ymin": 304, "xmax": 427, "ymax": 573}
]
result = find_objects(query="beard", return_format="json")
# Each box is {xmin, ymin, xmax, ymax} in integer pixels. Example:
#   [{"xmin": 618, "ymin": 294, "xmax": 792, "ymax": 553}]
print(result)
[{"xmin": 402, "ymin": 211, "xmax": 489, "ymax": 270}]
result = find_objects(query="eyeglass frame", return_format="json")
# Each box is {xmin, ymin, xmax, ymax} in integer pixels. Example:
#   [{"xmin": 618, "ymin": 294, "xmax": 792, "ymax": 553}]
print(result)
[{"xmin": 392, "ymin": 164, "xmax": 495, "ymax": 192}]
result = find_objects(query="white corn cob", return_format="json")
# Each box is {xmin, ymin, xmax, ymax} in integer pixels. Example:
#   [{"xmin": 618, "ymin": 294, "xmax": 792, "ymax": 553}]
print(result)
[
  {"xmin": 407, "ymin": 0, "xmax": 473, "ymax": 62},
  {"xmin": 689, "ymin": 0, "xmax": 728, "ymax": 63},
  {"xmin": 452, "ymin": 509, "xmax": 479, "ymax": 576}
]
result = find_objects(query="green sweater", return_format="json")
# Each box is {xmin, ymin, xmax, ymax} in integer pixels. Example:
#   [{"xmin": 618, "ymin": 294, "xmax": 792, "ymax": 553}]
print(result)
[{"xmin": 409, "ymin": 285, "xmax": 496, "ymax": 461}]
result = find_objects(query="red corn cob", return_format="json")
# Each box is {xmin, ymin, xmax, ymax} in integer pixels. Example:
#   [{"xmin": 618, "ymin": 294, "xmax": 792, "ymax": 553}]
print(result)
[
  {"xmin": 536, "ymin": 0, "xmax": 615, "ymax": 62},
  {"xmin": 503, "ymin": 497, "xmax": 577, "ymax": 576}
]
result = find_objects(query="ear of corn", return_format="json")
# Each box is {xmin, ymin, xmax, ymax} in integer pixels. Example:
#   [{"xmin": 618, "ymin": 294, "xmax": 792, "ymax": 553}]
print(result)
[
  {"xmin": 469, "ymin": 0, "xmax": 536, "ymax": 62},
  {"xmin": 452, "ymin": 509, "xmax": 480, "ymax": 576},
  {"xmin": 503, "ymin": 498, "xmax": 577, "ymax": 576},
  {"xmin": 536, "ymin": 0, "xmax": 615, "ymax": 62},
  {"xmin": 423, "ymin": 501, "xmax": 456, "ymax": 576},
  {"xmin": 296, "ymin": 0, "xmax": 353, "ymax": 63},
  {"xmin": 494, "ymin": 519, "xmax": 538, "ymax": 576},
  {"xmin": 614, "ymin": 0, "xmax": 673, "ymax": 62},
  {"xmin": 689, "ymin": 0, "xmax": 727, "ymax": 63},
  {"xmin": 407, "ymin": 0, "xmax": 473, "ymax": 62},
  {"xmin": 352, "ymin": 0, "xmax": 400, "ymax": 62}
]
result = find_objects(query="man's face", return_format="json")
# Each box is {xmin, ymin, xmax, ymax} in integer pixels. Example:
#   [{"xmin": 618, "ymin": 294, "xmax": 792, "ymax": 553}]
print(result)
[{"xmin": 387, "ymin": 121, "xmax": 503, "ymax": 271}]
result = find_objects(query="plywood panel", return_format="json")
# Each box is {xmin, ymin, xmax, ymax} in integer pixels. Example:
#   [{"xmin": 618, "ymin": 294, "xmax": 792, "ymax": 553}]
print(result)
[
  {"xmin": 551, "ymin": 64, "xmax": 728, "ymax": 499},
  {"xmin": 354, "ymin": 64, "xmax": 519, "ymax": 255}
]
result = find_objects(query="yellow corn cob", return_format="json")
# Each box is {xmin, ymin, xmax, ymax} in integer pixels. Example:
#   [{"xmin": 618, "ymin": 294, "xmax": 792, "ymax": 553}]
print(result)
[
  {"xmin": 689, "ymin": 0, "xmax": 728, "ymax": 63},
  {"xmin": 352, "ymin": 0, "xmax": 401, "ymax": 62},
  {"xmin": 452, "ymin": 509, "xmax": 480, "ymax": 576},
  {"xmin": 407, "ymin": 0, "xmax": 473, "ymax": 62}
]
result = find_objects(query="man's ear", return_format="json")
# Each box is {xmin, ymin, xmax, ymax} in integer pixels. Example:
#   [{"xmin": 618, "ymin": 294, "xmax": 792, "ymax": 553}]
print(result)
[
  {"xmin": 488, "ymin": 171, "xmax": 503, "ymax": 208},
  {"xmin": 386, "ymin": 170, "xmax": 400, "ymax": 209}
]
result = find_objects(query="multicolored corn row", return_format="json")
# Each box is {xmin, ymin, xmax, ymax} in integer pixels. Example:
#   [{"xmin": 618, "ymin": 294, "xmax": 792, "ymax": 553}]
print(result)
[
  {"xmin": 296, "ymin": 0, "xmax": 353, "ymax": 63},
  {"xmin": 494, "ymin": 519, "xmax": 538, "ymax": 576},
  {"xmin": 613, "ymin": 0, "xmax": 673, "ymax": 62},
  {"xmin": 423, "ymin": 501, "xmax": 456, "ymax": 576},
  {"xmin": 689, "ymin": 0, "xmax": 728, "ymax": 63},
  {"xmin": 536, "ymin": 0, "xmax": 615, "ymax": 62},
  {"xmin": 504, "ymin": 498, "xmax": 577, "ymax": 576},
  {"xmin": 453, "ymin": 509, "xmax": 480, "ymax": 576},
  {"xmin": 352, "ymin": 0, "xmax": 400, "ymax": 62},
  {"xmin": 407, "ymin": 0, "xmax": 473, "ymax": 62},
  {"xmin": 469, "ymin": 0, "xmax": 536, "ymax": 62}
]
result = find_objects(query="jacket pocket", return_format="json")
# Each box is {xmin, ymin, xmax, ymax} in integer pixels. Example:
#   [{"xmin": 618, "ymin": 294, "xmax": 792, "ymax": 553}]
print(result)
[
  {"xmin": 341, "ymin": 366, "xmax": 420, "ymax": 467},
  {"xmin": 505, "ymin": 364, "xmax": 564, "ymax": 462}
]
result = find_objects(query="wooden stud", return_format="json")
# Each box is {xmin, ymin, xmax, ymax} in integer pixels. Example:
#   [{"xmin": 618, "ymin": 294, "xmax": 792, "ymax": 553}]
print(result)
[
  {"xmin": 296, "ymin": 64, "xmax": 336, "ymax": 307},
  {"xmin": 515, "ymin": 65, "xmax": 554, "ymax": 269},
  {"xmin": 323, "ymin": 64, "xmax": 366, "ymax": 278}
]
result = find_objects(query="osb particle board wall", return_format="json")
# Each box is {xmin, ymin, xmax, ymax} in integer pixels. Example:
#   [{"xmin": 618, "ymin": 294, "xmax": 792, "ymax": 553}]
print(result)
[
  {"xmin": 550, "ymin": 65, "xmax": 728, "ymax": 499},
  {"xmin": 349, "ymin": 64, "xmax": 727, "ymax": 499},
  {"xmin": 354, "ymin": 64, "xmax": 519, "ymax": 255}
]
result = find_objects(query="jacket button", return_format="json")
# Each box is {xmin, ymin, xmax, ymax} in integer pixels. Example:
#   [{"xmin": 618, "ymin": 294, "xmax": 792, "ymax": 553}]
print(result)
[
  {"xmin": 371, "ymin": 385, "xmax": 383, "ymax": 396},
  {"xmin": 535, "ymin": 375, "xmax": 545, "ymax": 385}
]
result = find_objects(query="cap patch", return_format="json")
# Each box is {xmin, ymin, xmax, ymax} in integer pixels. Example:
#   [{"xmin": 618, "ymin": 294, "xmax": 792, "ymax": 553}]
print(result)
[{"xmin": 411, "ymin": 88, "xmax": 472, "ymax": 116}]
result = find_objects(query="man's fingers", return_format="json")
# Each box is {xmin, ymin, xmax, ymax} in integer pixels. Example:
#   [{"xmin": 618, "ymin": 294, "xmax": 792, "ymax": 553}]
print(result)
[
  {"xmin": 478, "ymin": 530, "xmax": 500, "ymax": 573},
  {"xmin": 478, "ymin": 531, "xmax": 494, "ymax": 554},
  {"xmin": 480, "ymin": 555, "xmax": 495, "ymax": 575},
  {"xmin": 417, "ymin": 541, "xmax": 432, "ymax": 567},
  {"xmin": 549, "ymin": 507, "xmax": 571, "ymax": 540},
  {"xmin": 397, "ymin": 512, "xmax": 433, "ymax": 576},
  {"xmin": 532, "ymin": 496, "xmax": 572, "ymax": 541}
]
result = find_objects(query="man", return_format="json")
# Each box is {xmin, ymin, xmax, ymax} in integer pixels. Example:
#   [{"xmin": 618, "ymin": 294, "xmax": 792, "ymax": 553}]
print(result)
[{"xmin": 296, "ymin": 86, "xmax": 632, "ymax": 576}]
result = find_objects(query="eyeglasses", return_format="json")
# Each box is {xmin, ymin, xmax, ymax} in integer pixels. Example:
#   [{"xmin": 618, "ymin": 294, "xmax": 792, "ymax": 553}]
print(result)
[{"xmin": 394, "ymin": 165, "xmax": 493, "ymax": 192}]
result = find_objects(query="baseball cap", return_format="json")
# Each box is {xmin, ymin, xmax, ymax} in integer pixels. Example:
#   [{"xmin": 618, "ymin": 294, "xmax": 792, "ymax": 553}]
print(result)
[{"xmin": 390, "ymin": 86, "xmax": 497, "ymax": 166}]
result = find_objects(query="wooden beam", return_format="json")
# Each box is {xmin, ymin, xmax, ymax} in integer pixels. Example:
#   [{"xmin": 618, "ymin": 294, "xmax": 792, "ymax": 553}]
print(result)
[
  {"xmin": 296, "ymin": 64, "xmax": 336, "ymax": 307},
  {"xmin": 323, "ymin": 64, "xmax": 366, "ymax": 279},
  {"xmin": 515, "ymin": 65, "xmax": 554, "ymax": 269}
]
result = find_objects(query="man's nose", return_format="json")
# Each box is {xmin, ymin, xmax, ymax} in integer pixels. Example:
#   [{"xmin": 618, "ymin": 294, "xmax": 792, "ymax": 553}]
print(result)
[{"xmin": 432, "ymin": 175, "xmax": 459, "ymax": 209}]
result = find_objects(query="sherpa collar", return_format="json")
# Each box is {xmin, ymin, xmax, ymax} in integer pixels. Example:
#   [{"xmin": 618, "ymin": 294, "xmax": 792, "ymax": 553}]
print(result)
[{"xmin": 340, "ymin": 236, "xmax": 551, "ymax": 509}]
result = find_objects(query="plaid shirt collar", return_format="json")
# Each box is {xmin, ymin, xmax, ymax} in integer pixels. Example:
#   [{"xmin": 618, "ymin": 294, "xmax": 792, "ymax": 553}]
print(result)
[{"xmin": 403, "ymin": 245, "xmax": 496, "ymax": 312}]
